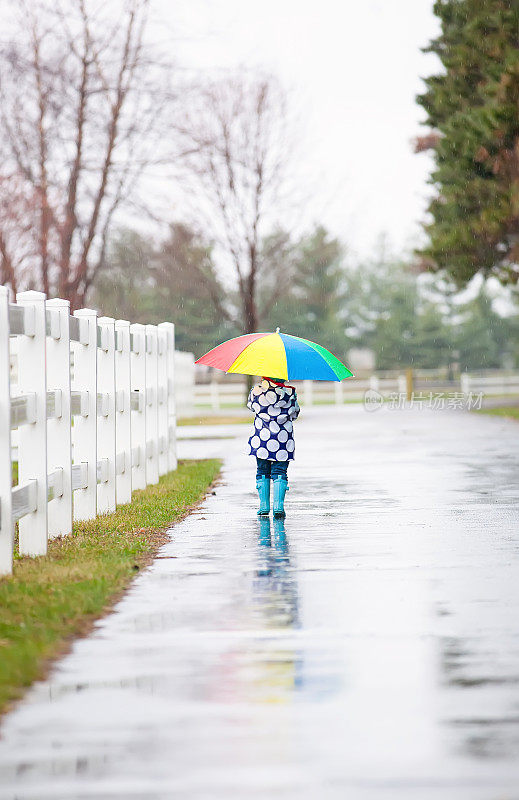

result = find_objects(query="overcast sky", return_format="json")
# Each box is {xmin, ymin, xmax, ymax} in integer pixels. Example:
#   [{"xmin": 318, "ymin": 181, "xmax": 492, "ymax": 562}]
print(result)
[{"xmin": 153, "ymin": 0, "xmax": 440, "ymax": 260}]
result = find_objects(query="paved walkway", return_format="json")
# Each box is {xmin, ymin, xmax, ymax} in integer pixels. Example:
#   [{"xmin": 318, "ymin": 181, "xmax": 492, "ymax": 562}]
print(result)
[{"xmin": 1, "ymin": 406, "xmax": 519, "ymax": 799}]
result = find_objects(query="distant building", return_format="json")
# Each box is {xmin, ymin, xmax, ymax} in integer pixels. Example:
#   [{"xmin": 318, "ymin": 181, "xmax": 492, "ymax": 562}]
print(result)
[
  {"xmin": 347, "ymin": 347, "xmax": 376, "ymax": 373},
  {"xmin": 175, "ymin": 351, "xmax": 195, "ymax": 416}
]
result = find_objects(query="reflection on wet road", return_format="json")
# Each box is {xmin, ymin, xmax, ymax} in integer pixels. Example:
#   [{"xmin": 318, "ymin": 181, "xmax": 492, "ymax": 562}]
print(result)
[
  {"xmin": 251, "ymin": 518, "xmax": 301, "ymax": 703},
  {"xmin": 0, "ymin": 406, "xmax": 519, "ymax": 799}
]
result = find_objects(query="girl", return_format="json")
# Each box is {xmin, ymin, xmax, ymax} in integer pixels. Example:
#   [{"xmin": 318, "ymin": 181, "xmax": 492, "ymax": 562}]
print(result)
[{"xmin": 247, "ymin": 377, "xmax": 300, "ymax": 518}]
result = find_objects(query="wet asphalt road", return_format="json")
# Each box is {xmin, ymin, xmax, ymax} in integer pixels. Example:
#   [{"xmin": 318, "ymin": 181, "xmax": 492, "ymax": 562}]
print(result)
[{"xmin": 0, "ymin": 405, "xmax": 518, "ymax": 799}]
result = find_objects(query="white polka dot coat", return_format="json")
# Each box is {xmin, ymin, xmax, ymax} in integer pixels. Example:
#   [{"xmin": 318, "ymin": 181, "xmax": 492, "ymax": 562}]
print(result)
[{"xmin": 247, "ymin": 379, "xmax": 301, "ymax": 461}]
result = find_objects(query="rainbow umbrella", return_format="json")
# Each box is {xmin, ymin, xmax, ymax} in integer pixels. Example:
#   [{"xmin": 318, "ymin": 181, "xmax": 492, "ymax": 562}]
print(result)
[{"xmin": 195, "ymin": 329, "xmax": 354, "ymax": 381}]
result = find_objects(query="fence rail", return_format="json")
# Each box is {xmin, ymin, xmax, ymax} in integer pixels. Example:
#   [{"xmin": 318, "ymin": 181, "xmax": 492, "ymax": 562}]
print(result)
[
  {"xmin": 460, "ymin": 372, "xmax": 519, "ymax": 395},
  {"xmin": 0, "ymin": 288, "xmax": 178, "ymax": 576},
  {"xmin": 193, "ymin": 371, "xmax": 519, "ymax": 411},
  {"xmin": 193, "ymin": 376, "xmax": 398, "ymax": 409}
]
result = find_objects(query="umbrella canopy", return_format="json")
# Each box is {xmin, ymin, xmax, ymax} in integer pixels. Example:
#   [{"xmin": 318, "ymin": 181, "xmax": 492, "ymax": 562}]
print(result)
[{"xmin": 195, "ymin": 331, "xmax": 354, "ymax": 381}]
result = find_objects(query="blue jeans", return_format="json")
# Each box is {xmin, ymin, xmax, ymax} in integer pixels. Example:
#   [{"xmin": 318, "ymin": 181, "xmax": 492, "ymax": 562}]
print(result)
[{"xmin": 256, "ymin": 458, "xmax": 288, "ymax": 481}]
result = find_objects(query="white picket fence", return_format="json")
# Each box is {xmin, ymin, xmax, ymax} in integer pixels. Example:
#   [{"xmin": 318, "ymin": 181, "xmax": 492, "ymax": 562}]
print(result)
[
  {"xmin": 194, "ymin": 371, "xmax": 519, "ymax": 411},
  {"xmin": 460, "ymin": 372, "xmax": 519, "ymax": 396},
  {"xmin": 0, "ymin": 288, "xmax": 178, "ymax": 576},
  {"xmin": 194, "ymin": 376, "xmax": 400, "ymax": 409}
]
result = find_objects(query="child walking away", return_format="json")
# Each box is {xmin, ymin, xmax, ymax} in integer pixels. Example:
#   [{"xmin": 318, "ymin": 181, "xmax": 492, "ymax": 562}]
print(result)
[
  {"xmin": 196, "ymin": 331, "xmax": 351, "ymax": 513},
  {"xmin": 247, "ymin": 377, "xmax": 300, "ymax": 518}
]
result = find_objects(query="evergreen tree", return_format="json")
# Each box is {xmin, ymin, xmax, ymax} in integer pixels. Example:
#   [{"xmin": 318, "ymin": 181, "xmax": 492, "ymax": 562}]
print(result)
[
  {"xmin": 91, "ymin": 224, "xmax": 231, "ymax": 354},
  {"xmin": 152, "ymin": 224, "xmax": 233, "ymax": 354},
  {"xmin": 347, "ymin": 255, "xmax": 454, "ymax": 370},
  {"xmin": 454, "ymin": 286, "xmax": 515, "ymax": 369},
  {"xmin": 261, "ymin": 226, "xmax": 350, "ymax": 358},
  {"xmin": 417, "ymin": 0, "xmax": 519, "ymax": 286},
  {"xmin": 359, "ymin": 264, "xmax": 428, "ymax": 369},
  {"xmin": 413, "ymin": 303, "xmax": 453, "ymax": 368},
  {"xmin": 92, "ymin": 224, "xmax": 518, "ymax": 370},
  {"xmin": 256, "ymin": 228, "xmax": 298, "ymax": 332},
  {"xmin": 90, "ymin": 229, "xmax": 157, "ymax": 322}
]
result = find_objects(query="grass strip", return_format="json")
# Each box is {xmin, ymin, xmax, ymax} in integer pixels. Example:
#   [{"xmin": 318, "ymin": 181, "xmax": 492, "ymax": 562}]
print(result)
[
  {"xmin": 178, "ymin": 399, "xmax": 367, "ymax": 425},
  {"xmin": 0, "ymin": 458, "xmax": 221, "ymax": 716},
  {"xmin": 475, "ymin": 406, "xmax": 519, "ymax": 420},
  {"xmin": 179, "ymin": 415, "xmax": 251, "ymax": 426}
]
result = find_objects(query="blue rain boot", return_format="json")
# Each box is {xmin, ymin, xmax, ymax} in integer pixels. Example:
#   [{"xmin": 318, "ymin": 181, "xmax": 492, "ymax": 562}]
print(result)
[
  {"xmin": 272, "ymin": 517, "xmax": 288, "ymax": 553},
  {"xmin": 258, "ymin": 516, "xmax": 272, "ymax": 546},
  {"xmin": 256, "ymin": 477, "xmax": 270, "ymax": 516},
  {"xmin": 273, "ymin": 477, "xmax": 288, "ymax": 518}
]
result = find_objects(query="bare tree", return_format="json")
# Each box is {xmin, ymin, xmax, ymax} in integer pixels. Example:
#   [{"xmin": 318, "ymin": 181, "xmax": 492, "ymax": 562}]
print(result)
[
  {"xmin": 0, "ymin": 174, "xmax": 39, "ymax": 292},
  {"xmin": 178, "ymin": 74, "xmax": 296, "ymax": 334},
  {"xmin": 0, "ymin": 0, "xmax": 175, "ymax": 307}
]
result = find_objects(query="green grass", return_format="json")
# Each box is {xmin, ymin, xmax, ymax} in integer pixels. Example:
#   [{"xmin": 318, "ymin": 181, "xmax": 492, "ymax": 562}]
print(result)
[
  {"xmin": 312, "ymin": 397, "xmax": 365, "ymax": 405},
  {"xmin": 182, "ymin": 398, "xmax": 367, "ymax": 424},
  {"xmin": 179, "ymin": 415, "xmax": 251, "ymax": 426},
  {"xmin": 195, "ymin": 402, "xmax": 245, "ymax": 410},
  {"xmin": 0, "ymin": 458, "xmax": 221, "ymax": 716},
  {"xmin": 475, "ymin": 406, "xmax": 519, "ymax": 420}
]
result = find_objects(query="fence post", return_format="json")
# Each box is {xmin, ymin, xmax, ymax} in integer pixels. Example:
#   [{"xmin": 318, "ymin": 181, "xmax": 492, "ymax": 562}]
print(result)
[
  {"xmin": 97, "ymin": 317, "xmax": 116, "ymax": 514},
  {"xmin": 405, "ymin": 368, "xmax": 414, "ymax": 401},
  {"xmin": 0, "ymin": 287, "xmax": 13, "ymax": 574},
  {"xmin": 115, "ymin": 320, "xmax": 132, "ymax": 505},
  {"xmin": 145, "ymin": 324, "xmax": 159, "ymax": 485},
  {"xmin": 72, "ymin": 307, "xmax": 98, "ymax": 521},
  {"xmin": 159, "ymin": 322, "xmax": 177, "ymax": 472},
  {"xmin": 334, "ymin": 381, "xmax": 344, "ymax": 405},
  {"xmin": 17, "ymin": 290, "xmax": 48, "ymax": 556},
  {"xmin": 369, "ymin": 375, "xmax": 380, "ymax": 391},
  {"xmin": 304, "ymin": 379, "xmax": 313, "ymax": 406},
  {"xmin": 157, "ymin": 326, "xmax": 169, "ymax": 477},
  {"xmin": 460, "ymin": 373, "xmax": 470, "ymax": 395},
  {"xmin": 130, "ymin": 323, "xmax": 147, "ymax": 490},
  {"xmin": 211, "ymin": 379, "xmax": 220, "ymax": 411},
  {"xmin": 46, "ymin": 298, "xmax": 72, "ymax": 539}
]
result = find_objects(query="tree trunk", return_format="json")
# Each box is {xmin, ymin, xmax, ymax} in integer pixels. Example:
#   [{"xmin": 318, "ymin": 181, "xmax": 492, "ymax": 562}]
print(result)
[
  {"xmin": 243, "ymin": 291, "xmax": 258, "ymax": 402},
  {"xmin": 243, "ymin": 284, "xmax": 258, "ymax": 335}
]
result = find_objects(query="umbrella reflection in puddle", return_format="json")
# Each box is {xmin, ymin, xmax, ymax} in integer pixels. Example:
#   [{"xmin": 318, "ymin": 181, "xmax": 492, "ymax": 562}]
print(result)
[
  {"xmin": 248, "ymin": 517, "xmax": 302, "ymax": 703},
  {"xmin": 254, "ymin": 517, "xmax": 299, "ymax": 630}
]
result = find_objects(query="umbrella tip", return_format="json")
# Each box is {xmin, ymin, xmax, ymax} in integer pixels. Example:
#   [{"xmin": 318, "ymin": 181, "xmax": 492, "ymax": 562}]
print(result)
[{"xmin": 275, "ymin": 326, "xmax": 280, "ymax": 333}]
